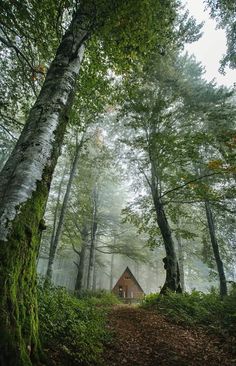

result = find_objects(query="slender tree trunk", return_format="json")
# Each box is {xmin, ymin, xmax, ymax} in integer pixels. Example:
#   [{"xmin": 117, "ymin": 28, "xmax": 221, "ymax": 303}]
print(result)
[
  {"xmin": 110, "ymin": 253, "xmax": 115, "ymax": 290},
  {"xmin": 205, "ymin": 200, "xmax": 227, "ymax": 297},
  {"xmin": 43, "ymin": 167, "xmax": 66, "ymax": 279},
  {"xmin": 92, "ymin": 255, "xmax": 97, "ymax": 290},
  {"xmin": 176, "ymin": 222, "xmax": 185, "ymax": 292},
  {"xmin": 50, "ymin": 168, "xmax": 66, "ymax": 247},
  {"xmin": 75, "ymin": 225, "xmax": 88, "ymax": 292},
  {"xmin": 87, "ymin": 186, "xmax": 98, "ymax": 289},
  {"xmin": 0, "ymin": 8, "xmax": 89, "ymax": 364},
  {"xmin": 86, "ymin": 222, "xmax": 98, "ymax": 289},
  {"xmin": 74, "ymin": 237, "xmax": 87, "ymax": 292},
  {"xmin": 45, "ymin": 134, "xmax": 84, "ymax": 283}
]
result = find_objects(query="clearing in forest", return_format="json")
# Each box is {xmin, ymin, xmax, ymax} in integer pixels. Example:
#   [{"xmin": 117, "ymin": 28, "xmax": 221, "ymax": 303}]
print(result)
[{"xmin": 103, "ymin": 305, "xmax": 235, "ymax": 366}]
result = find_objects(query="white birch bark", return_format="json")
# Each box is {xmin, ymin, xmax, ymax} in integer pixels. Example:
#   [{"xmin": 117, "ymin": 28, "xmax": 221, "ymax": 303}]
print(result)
[{"xmin": 0, "ymin": 11, "xmax": 87, "ymax": 241}]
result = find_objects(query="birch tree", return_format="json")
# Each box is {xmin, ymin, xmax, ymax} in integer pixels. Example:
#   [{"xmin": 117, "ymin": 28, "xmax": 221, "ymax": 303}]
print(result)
[{"xmin": 0, "ymin": 1, "xmax": 179, "ymax": 364}]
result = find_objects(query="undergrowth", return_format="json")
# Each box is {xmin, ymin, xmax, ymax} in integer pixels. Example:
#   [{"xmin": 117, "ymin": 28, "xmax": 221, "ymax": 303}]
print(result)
[
  {"xmin": 75, "ymin": 288, "xmax": 121, "ymax": 306},
  {"xmin": 38, "ymin": 283, "xmax": 119, "ymax": 365},
  {"xmin": 141, "ymin": 286, "xmax": 236, "ymax": 337}
]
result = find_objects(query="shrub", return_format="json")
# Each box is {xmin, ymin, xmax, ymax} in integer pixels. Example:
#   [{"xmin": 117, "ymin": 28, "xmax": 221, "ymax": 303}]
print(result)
[
  {"xmin": 141, "ymin": 286, "xmax": 236, "ymax": 336},
  {"xmin": 75, "ymin": 289, "xmax": 121, "ymax": 306},
  {"xmin": 38, "ymin": 283, "xmax": 117, "ymax": 365}
]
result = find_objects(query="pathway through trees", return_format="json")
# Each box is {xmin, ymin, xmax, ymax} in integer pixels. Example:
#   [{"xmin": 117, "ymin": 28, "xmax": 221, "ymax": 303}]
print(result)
[{"xmin": 103, "ymin": 305, "xmax": 235, "ymax": 366}]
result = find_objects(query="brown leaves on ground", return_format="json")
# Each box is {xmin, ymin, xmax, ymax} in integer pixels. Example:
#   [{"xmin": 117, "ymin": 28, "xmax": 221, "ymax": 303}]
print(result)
[{"xmin": 103, "ymin": 305, "xmax": 236, "ymax": 366}]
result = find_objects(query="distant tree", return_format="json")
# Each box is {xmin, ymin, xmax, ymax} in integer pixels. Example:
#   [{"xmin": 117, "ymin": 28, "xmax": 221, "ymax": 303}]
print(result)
[
  {"xmin": 120, "ymin": 48, "xmax": 235, "ymax": 294},
  {"xmin": 44, "ymin": 131, "xmax": 85, "ymax": 283}
]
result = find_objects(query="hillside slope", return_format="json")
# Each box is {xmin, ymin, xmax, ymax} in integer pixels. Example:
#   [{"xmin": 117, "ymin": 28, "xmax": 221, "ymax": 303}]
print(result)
[{"xmin": 103, "ymin": 305, "xmax": 235, "ymax": 366}]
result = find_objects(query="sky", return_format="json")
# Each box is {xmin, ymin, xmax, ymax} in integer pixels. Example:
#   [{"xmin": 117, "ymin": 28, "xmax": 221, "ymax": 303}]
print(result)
[{"xmin": 184, "ymin": 0, "xmax": 236, "ymax": 87}]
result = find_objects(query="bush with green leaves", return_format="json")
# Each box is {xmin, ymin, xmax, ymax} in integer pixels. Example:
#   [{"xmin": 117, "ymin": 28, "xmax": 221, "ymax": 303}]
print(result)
[
  {"xmin": 141, "ymin": 285, "xmax": 236, "ymax": 336},
  {"xmin": 75, "ymin": 289, "xmax": 121, "ymax": 306},
  {"xmin": 38, "ymin": 283, "xmax": 119, "ymax": 365}
]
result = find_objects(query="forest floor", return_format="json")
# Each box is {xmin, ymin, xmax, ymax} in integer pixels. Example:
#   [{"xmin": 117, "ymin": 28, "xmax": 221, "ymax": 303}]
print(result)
[{"xmin": 103, "ymin": 304, "xmax": 236, "ymax": 366}]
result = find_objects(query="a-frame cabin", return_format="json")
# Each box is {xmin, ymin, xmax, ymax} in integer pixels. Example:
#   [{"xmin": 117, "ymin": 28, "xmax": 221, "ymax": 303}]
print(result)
[{"xmin": 112, "ymin": 266, "xmax": 144, "ymax": 301}]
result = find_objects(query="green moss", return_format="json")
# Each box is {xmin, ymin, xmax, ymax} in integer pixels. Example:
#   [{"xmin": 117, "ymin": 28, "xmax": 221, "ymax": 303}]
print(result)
[{"xmin": 0, "ymin": 169, "xmax": 51, "ymax": 366}]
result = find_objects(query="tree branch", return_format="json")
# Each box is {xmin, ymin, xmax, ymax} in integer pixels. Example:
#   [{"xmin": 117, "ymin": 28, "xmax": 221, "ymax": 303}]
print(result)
[
  {"xmin": 0, "ymin": 124, "xmax": 17, "ymax": 140},
  {"xmin": 138, "ymin": 165, "xmax": 152, "ymax": 189},
  {"xmin": 0, "ymin": 113, "xmax": 24, "ymax": 128},
  {"xmin": 160, "ymin": 171, "xmax": 229, "ymax": 199},
  {"xmin": 0, "ymin": 34, "xmax": 45, "ymax": 75},
  {"xmin": 71, "ymin": 241, "xmax": 81, "ymax": 256}
]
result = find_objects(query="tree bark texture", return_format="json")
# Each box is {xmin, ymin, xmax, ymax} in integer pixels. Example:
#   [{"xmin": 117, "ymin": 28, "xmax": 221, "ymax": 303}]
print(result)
[
  {"xmin": 155, "ymin": 200, "xmax": 181, "ymax": 294},
  {"xmin": 205, "ymin": 201, "xmax": 227, "ymax": 297},
  {"xmin": 0, "ymin": 9, "xmax": 88, "ymax": 365},
  {"xmin": 45, "ymin": 135, "xmax": 84, "ymax": 283}
]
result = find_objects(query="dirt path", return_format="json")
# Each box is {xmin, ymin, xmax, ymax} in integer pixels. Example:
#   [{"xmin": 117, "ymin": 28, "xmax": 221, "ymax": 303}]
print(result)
[{"xmin": 103, "ymin": 305, "xmax": 235, "ymax": 366}]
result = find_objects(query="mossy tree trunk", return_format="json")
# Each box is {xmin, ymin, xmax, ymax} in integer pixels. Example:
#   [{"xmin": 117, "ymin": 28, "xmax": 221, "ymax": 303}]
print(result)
[{"xmin": 0, "ymin": 9, "xmax": 89, "ymax": 365}]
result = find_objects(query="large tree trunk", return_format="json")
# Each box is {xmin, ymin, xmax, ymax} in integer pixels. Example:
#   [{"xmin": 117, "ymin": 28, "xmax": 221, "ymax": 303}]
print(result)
[
  {"xmin": 155, "ymin": 199, "xmax": 181, "ymax": 294},
  {"xmin": 205, "ymin": 200, "xmax": 227, "ymax": 297},
  {"xmin": 0, "ymin": 9, "xmax": 89, "ymax": 364},
  {"xmin": 45, "ymin": 134, "xmax": 84, "ymax": 283},
  {"xmin": 147, "ymin": 122, "xmax": 181, "ymax": 294}
]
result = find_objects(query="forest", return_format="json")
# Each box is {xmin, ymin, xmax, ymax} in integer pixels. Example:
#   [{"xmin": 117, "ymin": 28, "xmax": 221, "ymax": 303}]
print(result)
[{"xmin": 0, "ymin": 0, "xmax": 235, "ymax": 365}]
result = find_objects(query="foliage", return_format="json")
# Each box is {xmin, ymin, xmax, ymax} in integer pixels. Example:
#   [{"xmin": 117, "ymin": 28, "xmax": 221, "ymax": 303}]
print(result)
[
  {"xmin": 141, "ymin": 286, "xmax": 236, "ymax": 337},
  {"xmin": 38, "ymin": 283, "xmax": 119, "ymax": 365},
  {"xmin": 205, "ymin": 0, "xmax": 236, "ymax": 69},
  {"xmin": 75, "ymin": 289, "xmax": 121, "ymax": 305}
]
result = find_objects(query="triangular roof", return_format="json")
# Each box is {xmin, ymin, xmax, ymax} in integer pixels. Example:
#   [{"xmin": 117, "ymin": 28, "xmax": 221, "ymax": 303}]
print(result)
[{"xmin": 112, "ymin": 266, "xmax": 144, "ymax": 293}]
